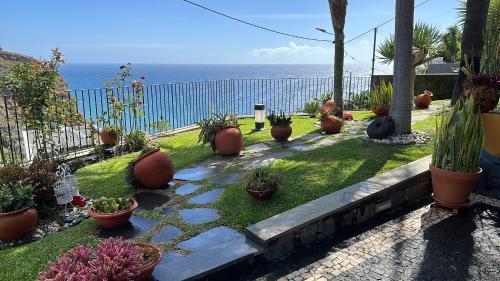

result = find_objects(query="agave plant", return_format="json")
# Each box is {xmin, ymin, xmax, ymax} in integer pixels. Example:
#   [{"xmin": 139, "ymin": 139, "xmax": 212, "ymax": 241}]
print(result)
[
  {"xmin": 431, "ymin": 97, "xmax": 483, "ymax": 173},
  {"xmin": 197, "ymin": 110, "xmax": 239, "ymax": 152},
  {"xmin": 369, "ymin": 81, "xmax": 393, "ymax": 110},
  {"xmin": 266, "ymin": 112, "xmax": 292, "ymax": 126}
]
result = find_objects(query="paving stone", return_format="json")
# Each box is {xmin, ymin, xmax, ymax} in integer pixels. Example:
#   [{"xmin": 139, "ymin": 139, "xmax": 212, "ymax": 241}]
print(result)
[
  {"xmin": 152, "ymin": 225, "xmax": 183, "ymax": 244},
  {"xmin": 211, "ymin": 172, "xmax": 244, "ymax": 185},
  {"xmin": 178, "ymin": 226, "xmax": 243, "ymax": 252},
  {"xmin": 98, "ymin": 215, "xmax": 160, "ymax": 239},
  {"xmin": 289, "ymin": 145, "xmax": 315, "ymax": 152},
  {"xmin": 174, "ymin": 165, "xmax": 223, "ymax": 181},
  {"xmin": 246, "ymin": 143, "xmax": 270, "ymax": 153},
  {"xmin": 188, "ymin": 188, "xmax": 225, "ymax": 204},
  {"xmin": 175, "ymin": 183, "xmax": 202, "ymax": 196},
  {"xmin": 134, "ymin": 192, "xmax": 170, "ymax": 211},
  {"xmin": 179, "ymin": 208, "xmax": 219, "ymax": 224},
  {"xmin": 241, "ymin": 151, "xmax": 294, "ymax": 170}
]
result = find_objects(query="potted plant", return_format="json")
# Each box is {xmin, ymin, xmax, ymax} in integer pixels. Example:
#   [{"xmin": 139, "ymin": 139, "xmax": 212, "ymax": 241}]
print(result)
[
  {"xmin": 245, "ymin": 167, "xmax": 282, "ymax": 200},
  {"xmin": 300, "ymin": 99, "xmax": 321, "ymax": 118},
  {"xmin": 320, "ymin": 107, "xmax": 343, "ymax": 134},
  {"xmin": 100, "ymin": 124, "xmax": 121, "ymax": 146},
  {"xmin": 198, "ymin": 111, "xmax": 243, "ymax": 156},
  {"xmin": 0, "ymin": 184, "xmax": 38, "ymax": 240},
  {"xmin": 369, "ymin": 80, "xmax": 393, "ymax": 116},
  {"xmin": 430, "ymin": 97, "xmax": 483, "ymax": 209},
  {"xmin": 414, "ymin": 90, "xmax": 433, "ymax": 109},
  {"xmin": 88, "ymin": 197, "xmax": 138, "ymax": 228},
  {"xmin": 37, "ymin": 238, "xmax": 161, "ymax": 281},
  {"xmin": 267, "ymin": 112, "xmax": 293, "ymax": 142},
  {"xmin": 129, "ymin": 149, "xmax": 174, "ymax": 189},
  {"xmin": 318, "ymin": 93, "xmax": 336, "ymax": 115}
]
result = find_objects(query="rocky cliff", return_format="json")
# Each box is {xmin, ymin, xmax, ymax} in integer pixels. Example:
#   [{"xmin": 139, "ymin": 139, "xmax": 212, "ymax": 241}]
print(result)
[{"xmin": 0, "ymin": 49, "xmax": 35, "ymax": 79}]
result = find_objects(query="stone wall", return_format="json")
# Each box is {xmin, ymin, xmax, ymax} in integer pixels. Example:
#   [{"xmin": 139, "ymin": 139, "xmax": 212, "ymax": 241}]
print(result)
[{"xmin": 371, "ymin": 74, "xmax": 457, "ymax": 100}]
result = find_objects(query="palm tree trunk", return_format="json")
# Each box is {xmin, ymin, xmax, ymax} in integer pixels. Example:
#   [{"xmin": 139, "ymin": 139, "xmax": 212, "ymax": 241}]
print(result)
[
  {"xmin": 389, "ymin": 0, "xmax": 414, "ymax": 135},
  {"xmin": 451, "ymin": 0, "xmax": 490, "ymax": 104},
  {"xmin": 329, "ymin": 0, "xmax": 347, "ymax": 116}
]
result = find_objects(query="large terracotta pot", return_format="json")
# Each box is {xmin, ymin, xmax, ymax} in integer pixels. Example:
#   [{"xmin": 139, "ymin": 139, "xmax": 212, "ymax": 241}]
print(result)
[
  {"xmin": 271, "ymin": 125, "xmax": 292, "ymax": 142},
  {"xmin": 320, "ymin": 100, "xmax": 336, "ymax": 115},
  {"xmin": 372, "ymin": 107, "xmax": 389, "ymax": 116},
  {"xmin": 429, "ymin": 165, "xmax": 482, "ymax": 209},
  {"xmin": 482, "ymin": 113, "xmax": 500, "ymax": 157},
  {"xmin": 135, "ymin": 243, "xmax": 162, "ymax": 281},
  {"xmin": 214, "ymin": 126, "xmax": 243, "ymax": 156},
  {"xmin": 321, "ymin": 116, "xmax": 343, "ymax": 134},
  {"xmin": 414, "ymin": 91, "xmax": 433, "ymax": 109},
  {"xmin": 100, "ymin": 131, "xmax": 118, "ymax": 145},
  {"xmin": 246, "ymin": 186, "xmax": 278, "ymax": 200},
  {"xmin": 133, "ymin": 149, "xmax": 174, "ymax": 189},
  {"xmin": 88, "ymin": 198, "xmax": 138, "ymax": 229},
  {"xmin": 0, "ymin": 207, "xmax": 38, "ymax": 240}
]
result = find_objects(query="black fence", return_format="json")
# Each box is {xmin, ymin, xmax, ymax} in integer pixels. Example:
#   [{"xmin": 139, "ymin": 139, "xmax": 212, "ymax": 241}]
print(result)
[{"xmin": 0, "ymin": 76, "xmax": 372, "ymax": 164}]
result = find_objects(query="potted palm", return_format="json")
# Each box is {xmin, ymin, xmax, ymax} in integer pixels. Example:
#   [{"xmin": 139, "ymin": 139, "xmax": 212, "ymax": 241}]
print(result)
[
  {"xmin": 267, "ymin": 112, "xmax": 292, "ymax": 142},
  {"xmin": 88, "ymin": 197, "xmax": 138, "ymax": 228},
  {"xmin": 430, "ymin": 97, "xmax": 483, "ymax": 209},
  {"xmin": 198, "ymin": 111, "xmax": 243, "ymax": 156},
  {"xmin": 369, "ymin": 81, "xmax": 393, "ymax": 116},
  {"xmin": 245, "ymin": 167, "xmax": 282, "ymax": 200},
  {"xmin": 0, "ymin": 184, "xmax": 38, "ymax": 240}
]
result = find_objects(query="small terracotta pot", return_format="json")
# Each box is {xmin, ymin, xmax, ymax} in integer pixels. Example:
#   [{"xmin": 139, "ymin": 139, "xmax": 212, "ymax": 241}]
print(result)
[
  {"xmin": 321, "ymin": 115, "xmax": 343, "ymax": 134},
  {"xmin": 133, "ymin": 149, "xmax": 174, "ymax": 189},
  {"xmin": 246, "ymin": 186, "xmax": 278, "ymax": 200},
  {"xmin": 429, "ymin": 164, "xmax": 482, "ymax": 209},
  {"xmin": 482, "ymin": 113, "xmax": 500, "ymax": 157},
  {"xmin": 214, "ymin": 126, "xmax": 243, "ymax": 156},
  {"xmin": 271, "ymin": 125, "xmax": 292, "ymax": 142},
  {"xmin": 88, "ymin": 198, "xmax": 138, "ymax": 229},
  {"xmin": 0, "ymin": 207, "xmax": 38, "ymax": 241},
  {"xmin": 135, "ymin": 243, "xmax": 162, "ymax": 281},
  {"xmin": 414, "ymin": 92, "xmax": 433, "ymax": 109},
  {"xmin": 372, "ymin": 107, "xmax": 389, "ymax": 116},
  {"xmin": 100, "ymin": 131, "xmax": 118, "ymax": 145}
]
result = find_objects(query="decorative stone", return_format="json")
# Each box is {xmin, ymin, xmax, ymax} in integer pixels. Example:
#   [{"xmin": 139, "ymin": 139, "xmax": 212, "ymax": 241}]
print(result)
[
  {"xmin": 98, "ymin": 215, "xmax": 160, "ymax": 239},
  {"xmin": 175, "ymin": 183, "xmax": 202, "ymax": 196},
  {"xmin": 174, "ymin": 165, "xmax": 223, "ymax": 181},
  {"xmin": 133, "ymin": 192, "xmax": 170, "ymax": 211},
  {"xmin": 367, "ymin": 116, "xmax": 395, "ymax": 140},
  {"xmin": 188, "ymin": 188, "xmax": 225, "ymax": 205},
  {"xmin": 179, "ymin": 208, "xmax": 219, "ymax": 224},
  {"xmin": 152, "ymin": 225, "xmax": 183, "ymax": 244}
]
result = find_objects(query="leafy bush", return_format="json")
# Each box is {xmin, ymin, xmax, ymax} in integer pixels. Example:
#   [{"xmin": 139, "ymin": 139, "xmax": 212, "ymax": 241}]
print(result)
[
  {"xmin": 432, "ymin": 97, "xmax": 483, "ymax": 173},
  {"xmin": 244, "ymin": 167, "xmax": 282, "ymax": 192},
  {"xmin": 300, "ymin": 99, "xmax": 321, "ymax": 117},
  {"xmin": 0, "ymin": 165, "xmax": 26, "ymax": 187},
  {"xmin": 197, "ymin": 110, "xmax": 239, "ymax": 152},
  {"xmin": 350, "ymin": 90, "xmax": 371, "ymax": 110},
  {"xmin": 92, "ymin": 197, "xmax": 132, "ymax": 214},
  {"xmin": 102, "ymin": 125, "xmax": 122, "ymax": 138},
  {"xmin": 0, "ymin": 184, "xmax": 34, "ymax": 213},
  {"xmin": 266, "ymin": 112, "xmax": 292, "ymax": 126},
  {"xmin": 37, "ymin": 238, "xmax": 142, "ymax": 281},
  {"xmin": 318, "ymin": 92, "xmax": 333, "ymax": 104},
  {"xmin": 369, "ymin": 81, "xmax": 393, "ymax": 110},
  {"xmin": 25, "ymin": 160, "xmax": 58, "ymax": 194},
  {"xmin": 125, "ymin": 130, "xmax": 149, "ymax": 152}
]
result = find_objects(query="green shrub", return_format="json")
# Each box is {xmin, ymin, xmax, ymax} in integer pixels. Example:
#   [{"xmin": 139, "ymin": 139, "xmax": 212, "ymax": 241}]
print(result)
[
  {"xmin": 350, "ymin": 90, "xmax": 371, "ymax": 110},
  {"xmin": 244, "ymin": 167, "xmax": 282, "ymax": 192},
  {"xmin": 197, "ymin": 110, "xmax": 239, "ymax": 152},
  {"xmin": 266, "ymin": 112, "xmax": 292, "ymax": 126},
  {"xmin": 300, "ymin": 99, "xmax": 321, "ymax": 117},
  {"xmin": 0, "ymin": 184, "xmax": 34, "ymax": 213},
  {"xmin": 318, "ymin": 92, "xmax": 333, "ymax": 104},
  {"xmin": 0, "ymin": 165, "xmax": 26, "ymax": 187},
  {"xmin": 125, "ymin": 130, "xmax": 149, "ymax": 152},
  {"xmin": 92, "ymin": 197, "xmax": 132, "ymax": 213},
  {"xmin": 369, "ymin": 81, "xmax": 393, "ymax": 110}
]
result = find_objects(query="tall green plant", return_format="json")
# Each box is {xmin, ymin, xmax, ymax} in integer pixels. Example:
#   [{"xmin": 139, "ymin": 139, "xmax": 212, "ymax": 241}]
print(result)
[
  {"xmin": 197, "ymin": 110, "xmax": 239, "ymax": 152},
  {"xmin": 432, "ymin": 97, "xmax": 483, "ymax": 173},
  {"xmin": 369, "ymin": 81, "xmax": 393, "ymax": 110}
]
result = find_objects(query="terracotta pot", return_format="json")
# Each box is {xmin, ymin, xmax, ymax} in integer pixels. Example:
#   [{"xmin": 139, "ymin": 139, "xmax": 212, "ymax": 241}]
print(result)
[
  {"xmin": 271, "ymin": 125, "xmax": 292, "ymax": 142},
  {"xmin": 321, "ymin": 115, "xmax": 343, "ymax": 134},
  {"xmin": 88, "ymin": 198, "xmax": 138, "ymax": 229},
  {"xmin": 133, "ymin": 149, "xmax": 174, "ymax": 189},
  {"xmin": 414, "ymin": 92, "xmax": 433, "ymax": 109},
  {"xmin": 320, "ymin": 100, "xmax": 336, "ymax": 115},
  {"xmin": 482, "ymin": 113, "xmax": 500, "ymax": 157},
  {"xmin": 135, "ymin": 243, "xmax": 162, "ymax": 281},
  {"xmin": 100, "ymin": 131, "xmax": 118, "ymax": 145},
  {"xmin": 372, "ymin": 107, "xmax": 389, "ymax": 116},
  {"xmin": 214, "ymin": 126, "xmax": 243, "ymax": 156},
  {"xmin": 429, "ymin": 164, "xmax": 482, "ymax": 209},
  {"xmin": 0, "ymin": 207, "xmax": 38, "ymax": 240},
  {"xmin": 246, "ymin": 186, "xmax": 278, "ymax": 200}
]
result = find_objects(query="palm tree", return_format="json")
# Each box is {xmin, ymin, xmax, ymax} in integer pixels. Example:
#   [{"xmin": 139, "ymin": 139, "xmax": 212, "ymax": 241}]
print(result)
[
  {"xmin": 378, "ymin": 22, "xmax": 442, "ymax": 99},
  {"xmin": 388, "ymin": 0, "xmax": 415, "ymax": 134},
  {"xmin": 441, "ymin": 25, "xmax": 462, "ymax": 63},
  {"xmin": 328, "ymin": 0, "xmax": 347, "ymax": 116},
  {"xmin": 451, "ymin": 0, "xmax": 490, "ymax": 104}
]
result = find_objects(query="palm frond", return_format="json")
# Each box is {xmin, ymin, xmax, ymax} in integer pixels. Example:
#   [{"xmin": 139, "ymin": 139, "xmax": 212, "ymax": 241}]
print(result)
[{"xmin": 377, "ymin": 35, "xmax": 395, "ymax": 64}]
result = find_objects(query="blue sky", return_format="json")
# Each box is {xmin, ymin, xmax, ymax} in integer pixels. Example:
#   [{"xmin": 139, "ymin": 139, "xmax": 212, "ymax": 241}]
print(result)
[{"xmin": 1, "ymin": 0, "xmax": 461, "ymax": 71}]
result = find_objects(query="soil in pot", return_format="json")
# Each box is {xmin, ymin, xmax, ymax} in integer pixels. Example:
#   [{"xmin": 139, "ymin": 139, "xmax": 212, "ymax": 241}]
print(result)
[
  {"xmin": 133, "ymin": 149, "xmax": 174, "ymax": 189},
  {"xmin": 88, "ymin": 198, "xmax": 138, "ymax": 229},
  {"xmin": 135, "ymin": 243, "xmax": 162, "ymax": 281},
  {"xmin": 414, "ymin": 92, "xmax": 432, "ymax": 109},
  {"xmin": 100, "ymin": 131, "xmax": 118, "ymax": 146},
  {"xmin": 482, "ymin": 113, "xmax": 500, "ymax": 157},
  {"xmin": 246, "ymin": 186, "xmax": 278, "ymax": 200},
  {"xmin": 429, "ymin": 165, "xmax": 482, "ymax": 208},
  {"xmin": 372, "ymin": 107, "xmax": 389, "ymax": 116},
  {"xmin": 214, "ymin": 126, "xmax": 243, "ymax": 156},
  {"xmin": 271, "ymin": 125, "xmax": 292, "ymax": 142},
  {"xmin": 0, "ymin": 207, "xmax": 38, "ymax": 240},
  {"xmin": 321, "ymin": 116, "xmax": 343, "ymax": 134}
]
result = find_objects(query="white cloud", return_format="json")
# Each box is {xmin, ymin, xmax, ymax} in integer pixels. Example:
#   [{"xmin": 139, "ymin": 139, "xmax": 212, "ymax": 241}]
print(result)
[
  {"xmin": 245, "ymin": 14, "xmax": 330, "ymax": 20},
  {"xmin": 359, "ymin": 39, "xmax": 370, "ymax": 46},
  {"xmin": 249, "ymin": 42, "xmax": 328, "ymax": 58}
]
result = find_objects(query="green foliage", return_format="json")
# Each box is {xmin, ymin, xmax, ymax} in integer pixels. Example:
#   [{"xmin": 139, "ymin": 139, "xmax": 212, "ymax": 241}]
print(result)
[
  {"xmin": 369, "ymin": 81, "xmax": 393, "ymax": 110},
  {"xmin": 0, "ymin": 184, "xmax": 34, "ymax": 213},
  {"xmin": 0, "ymin": 165, "xmax": 26, "ymax": 187},
  {"xmin": 350, "ymin": 90, "xmax": 371, "ymax": 110},
  {"xmin": 300, "ymin": 99, "xmax": 321, "ymax": 117},
  {"xmin": 92, "ymin": 197, "xmax": 132, "ymax": 214},
  {"xmin": 441, "ymin": 25, "xmax": 462, "ymax": 63},
  {"xmin": 318, "ymin": 92, "xmax": 333, "ymax": 104},
  {"xmin": 244, "ymin": 166, "xmax": 282, "ymax": 192},
  {"xmin": 24, "ymin": 160, "xmax": 58, "ymax": 193},
  {"xmin": 125, "ymin": 130, "xmax": 149, "ymax": 152},
  {"xmin": 266, "ymin": 112, "xmax": 292, "ymax": 126},
  {"xmin": 197, "ymin": 110, "xmax": 239, "ymax": 152},
  {"xmin": 102, "ymin": 125, "xmax": 122, "ymax": 138},
  {"xmin": 432, "ymin": 97, "xmax": 483, "ymax": 173}
]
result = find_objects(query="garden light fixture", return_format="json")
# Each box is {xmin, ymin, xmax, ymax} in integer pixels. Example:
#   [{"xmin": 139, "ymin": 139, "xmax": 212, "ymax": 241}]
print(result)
[{"xmin": 254, "ymin": 104, "xmax": 265, "ymax": 131}]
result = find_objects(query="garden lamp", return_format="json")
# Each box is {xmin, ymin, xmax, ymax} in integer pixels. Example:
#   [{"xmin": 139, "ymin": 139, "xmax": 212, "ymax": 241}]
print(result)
[{"xmin": 254, "ymin": 104, "xmax": 265, "ymax": 131}]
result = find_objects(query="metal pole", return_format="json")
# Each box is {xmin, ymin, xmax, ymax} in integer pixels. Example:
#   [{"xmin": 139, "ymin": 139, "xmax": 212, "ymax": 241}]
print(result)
[{"xmin": 371, "ymin": 27, "xmax": 378, "ymax": 77}]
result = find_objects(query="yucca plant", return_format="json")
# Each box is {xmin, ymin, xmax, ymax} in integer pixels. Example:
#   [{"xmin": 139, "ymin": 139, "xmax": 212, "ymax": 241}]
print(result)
[
  {"xmin": 432, "ymin": 97, "xmax": 483, "ymax": 173},
  {"xmin": 369, "ymin": 81, "xmax": 393, "ymax": 110}
]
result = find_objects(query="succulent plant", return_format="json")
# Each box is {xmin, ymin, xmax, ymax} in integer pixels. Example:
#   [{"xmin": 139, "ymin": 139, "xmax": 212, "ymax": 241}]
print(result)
[
  {"xmin": 0, "ymin": 184, "xmax": 34, "ymax": 213},
  {"xmin": 92, "ymin": 197, "xmax": 132, "ymax": 214},
  {"xmin": 244, "ymin": 166, "xmax": 282, "ymax": 192},
  {"xmin": 266, "ymin": 112, "xmax": 292, "ymax": 126}
]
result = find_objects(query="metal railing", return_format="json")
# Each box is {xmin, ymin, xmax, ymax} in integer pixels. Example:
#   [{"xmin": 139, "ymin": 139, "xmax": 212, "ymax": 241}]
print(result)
[{"xmin": 0, "ymin": 76, "xmax": 372, "ymax": 164}]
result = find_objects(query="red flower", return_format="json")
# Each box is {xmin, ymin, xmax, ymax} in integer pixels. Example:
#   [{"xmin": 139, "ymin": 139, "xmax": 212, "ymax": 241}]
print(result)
[
  {"xmin": 71, "ymin": 195, "xmax": 86, "ymax": 207},
  {"xmin": 343, "ymin": 112, "xmax": 353, "ymax": 121},
  {"xmin": 140, "ymin": 76, "xmax": 145, "ymax": 80}
]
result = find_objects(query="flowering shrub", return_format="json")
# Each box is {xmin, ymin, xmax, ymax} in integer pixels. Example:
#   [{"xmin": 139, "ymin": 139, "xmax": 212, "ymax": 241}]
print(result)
[
  {"xmin": 343, "ymin": 112, "xmax": 353, "ymax": 121},
  {"xmin": 37, "ymin": 238, "xmax": 142, "ymax": 281}
]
